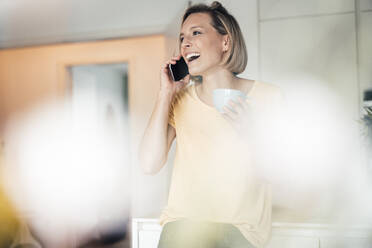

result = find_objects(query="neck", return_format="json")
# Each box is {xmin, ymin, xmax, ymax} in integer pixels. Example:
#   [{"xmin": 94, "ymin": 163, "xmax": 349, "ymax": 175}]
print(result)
[{"xmin": 199, "ymin": 68, "xmax": 238, "ymax": 95}]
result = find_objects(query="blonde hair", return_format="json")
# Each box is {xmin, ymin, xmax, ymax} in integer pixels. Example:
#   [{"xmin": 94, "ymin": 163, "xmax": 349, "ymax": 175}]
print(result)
[{"xmin": 180, "ymin": 1, "xmax": 247, "ymax": 76}]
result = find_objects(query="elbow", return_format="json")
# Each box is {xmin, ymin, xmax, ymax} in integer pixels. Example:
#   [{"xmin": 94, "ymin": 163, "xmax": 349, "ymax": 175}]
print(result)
[
  {"xmin": 138, "ymin": 153, "xmax": 167, "ymax": 175},
  {"xmin": 143, "ymin": 168, "xmax": 158, "ymax": 175},
  {"xmin": 141, "ymin": 163, "xmax": 157, "ymax": 175}
]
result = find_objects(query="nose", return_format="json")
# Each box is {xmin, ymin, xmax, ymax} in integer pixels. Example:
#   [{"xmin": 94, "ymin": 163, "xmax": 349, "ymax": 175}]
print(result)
[{"xmin": 181, "ymin": 37, "xmax": 192, "ymax": 49}]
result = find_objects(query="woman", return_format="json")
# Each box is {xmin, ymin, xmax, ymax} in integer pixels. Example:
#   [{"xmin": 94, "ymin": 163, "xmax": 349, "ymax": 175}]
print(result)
[{"xmin": 139, "ymin": 2, "xmax": 284, "ymax": 248}]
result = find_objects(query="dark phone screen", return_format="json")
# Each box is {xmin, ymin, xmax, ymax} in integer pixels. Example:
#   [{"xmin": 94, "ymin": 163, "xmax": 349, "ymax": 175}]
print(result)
[{"xmin": 169, "ymin": 57, "xmax": 189, "ymax": 81}]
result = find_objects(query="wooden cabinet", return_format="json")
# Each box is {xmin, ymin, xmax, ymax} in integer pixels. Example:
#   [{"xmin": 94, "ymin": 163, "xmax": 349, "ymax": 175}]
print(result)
[{"xmin": 132, "ymin": 218, "xmax": 372, "ymax": 248}]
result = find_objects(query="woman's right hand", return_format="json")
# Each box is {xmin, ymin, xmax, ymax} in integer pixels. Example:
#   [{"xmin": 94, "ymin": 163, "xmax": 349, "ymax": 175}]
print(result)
[{"xmin": 160, "ymin": 54, "xmax": 190, "ymax": 97}]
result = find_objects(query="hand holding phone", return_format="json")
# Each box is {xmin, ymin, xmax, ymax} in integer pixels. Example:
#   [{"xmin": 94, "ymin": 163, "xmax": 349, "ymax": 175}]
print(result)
[
  {"xmin": 169, "ymin": 56, "xmax": 189, "ymax": 81},
  {"xmin": 160, "ymin": 55, "xmax": 190, "ymax": 97}
]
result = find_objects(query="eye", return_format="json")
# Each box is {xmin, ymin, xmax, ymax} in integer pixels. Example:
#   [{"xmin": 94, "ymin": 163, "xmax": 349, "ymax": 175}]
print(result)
[
  {"xmin": 193, "ymin": 31, "xmax": 201, "ymax": 35},
  {"xmin": 180, "ymin": 37, "xmax": 184, "ymax": 43}
]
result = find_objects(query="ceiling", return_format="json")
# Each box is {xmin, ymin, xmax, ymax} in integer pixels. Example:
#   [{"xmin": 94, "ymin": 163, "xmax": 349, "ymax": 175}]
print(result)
[{"xmin": 0, "ymin": 0, "xmax": 192, "ymax": 49}]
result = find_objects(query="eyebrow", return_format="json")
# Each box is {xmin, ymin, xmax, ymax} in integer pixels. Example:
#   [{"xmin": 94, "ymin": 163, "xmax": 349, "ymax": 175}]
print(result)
[{"xmin": 179, "ymin": 26, "xmax": 203, "ymax": 37}]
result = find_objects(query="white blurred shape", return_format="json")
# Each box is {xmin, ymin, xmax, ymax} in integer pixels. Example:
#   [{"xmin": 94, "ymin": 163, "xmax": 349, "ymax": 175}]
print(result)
[
  {"xmin": 2, "ymin": 94, "xmax": 130, "ymax": 246},
  {"xmin": 255, "ymin": 77, "xmax": 368, "ymax": 220}
]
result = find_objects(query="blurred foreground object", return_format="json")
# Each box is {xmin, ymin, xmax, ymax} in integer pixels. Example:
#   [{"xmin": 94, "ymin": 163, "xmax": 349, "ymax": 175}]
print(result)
[
  {"xmin": 0, "ymin": 142, "xmax": 19, "ymax": 247},
  {"xmin": 2, "ymin": 95, "xmax": 130, "ymax": 248},
  {"xmin": 10, "ymin": 220, "xmax": 41, "ymax": 248}
]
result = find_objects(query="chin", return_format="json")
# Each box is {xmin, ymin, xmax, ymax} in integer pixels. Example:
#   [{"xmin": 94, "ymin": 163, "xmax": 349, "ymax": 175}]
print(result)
[
  {"xmin": 188, "ymin": 66, "xmax": 205, "ymax": 76},
  {"xmin": 190, "ymin": 61, "xmax": 220, "ymax": 76}
]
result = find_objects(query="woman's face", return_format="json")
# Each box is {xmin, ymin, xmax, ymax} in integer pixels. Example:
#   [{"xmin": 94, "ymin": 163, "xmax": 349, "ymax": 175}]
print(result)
[{"xmin": 180, "ymin": 12, "xmax": 229, "ymax": 76}]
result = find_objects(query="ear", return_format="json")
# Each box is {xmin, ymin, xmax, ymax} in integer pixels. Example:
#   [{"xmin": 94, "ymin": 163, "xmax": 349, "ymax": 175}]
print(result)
[{"xmin": 222, "ymin": 34, "xmax": 230, "ymax": 52}]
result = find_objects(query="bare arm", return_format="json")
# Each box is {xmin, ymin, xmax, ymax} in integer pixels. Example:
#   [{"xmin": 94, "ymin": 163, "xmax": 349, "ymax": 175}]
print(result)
[
  {"xmin": 138, "ymin": 92, "xmax": 176, "ymax": 175},
  {"xmin": 138, "ymin": 54, "xmax": 189, "ymax": 175}
]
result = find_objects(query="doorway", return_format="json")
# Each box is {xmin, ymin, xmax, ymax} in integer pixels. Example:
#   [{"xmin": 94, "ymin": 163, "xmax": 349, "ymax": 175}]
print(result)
[{"xmin": 68, "ymin": 63, "xmax": 131, "ymax": 248}]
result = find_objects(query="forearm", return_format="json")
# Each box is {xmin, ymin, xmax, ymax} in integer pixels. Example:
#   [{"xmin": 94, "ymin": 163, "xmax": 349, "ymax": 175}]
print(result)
[{"xmin": 139, "ymin": 90, "xmax": 174, "ymax": 174}]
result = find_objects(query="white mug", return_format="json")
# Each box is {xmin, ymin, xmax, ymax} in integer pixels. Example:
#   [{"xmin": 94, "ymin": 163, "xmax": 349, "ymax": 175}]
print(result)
[{"xmin": 213, "ymin": 88, "xmax": 247, "ymax": 113}]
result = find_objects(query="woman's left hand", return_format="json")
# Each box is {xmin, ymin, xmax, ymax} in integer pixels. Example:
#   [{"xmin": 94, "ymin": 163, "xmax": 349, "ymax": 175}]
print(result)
[{"xmin": 221, "ymin": 96, "xmax": 255, "ymax": 137}]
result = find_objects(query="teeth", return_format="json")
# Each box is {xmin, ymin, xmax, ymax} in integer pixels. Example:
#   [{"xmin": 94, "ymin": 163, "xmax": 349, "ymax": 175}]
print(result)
[{"xmin": 186, "ymin": 53, "xmax": 200, "ymax": 60}]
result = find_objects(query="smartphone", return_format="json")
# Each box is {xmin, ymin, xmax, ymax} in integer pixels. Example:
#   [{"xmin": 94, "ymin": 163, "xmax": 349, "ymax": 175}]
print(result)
[{"xmin": 169, "ymin": 56, "xmax": 189, "ymax": 81}]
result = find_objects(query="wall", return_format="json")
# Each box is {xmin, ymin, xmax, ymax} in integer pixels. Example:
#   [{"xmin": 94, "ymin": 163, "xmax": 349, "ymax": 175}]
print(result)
[
  {"xmin": 0, "ymin": 35, "xmax": 171, "ymax": 219},
  {"xmin": 259, "ymin": 0, "xmax": 360, "ymax": 119}
]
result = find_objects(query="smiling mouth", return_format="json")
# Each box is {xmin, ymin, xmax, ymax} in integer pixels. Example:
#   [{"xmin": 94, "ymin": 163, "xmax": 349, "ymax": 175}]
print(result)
[
  {"xmin": 186, "ymin": 53, "xmax": 200, "ymax": 62},
  {"xmin": 188, "ymin": 55, "xmax": 200, "ymax": 63}
]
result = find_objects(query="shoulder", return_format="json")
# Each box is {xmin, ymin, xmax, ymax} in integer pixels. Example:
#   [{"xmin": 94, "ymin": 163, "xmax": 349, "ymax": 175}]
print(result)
[
  {"xmin": 171, "ymin": 82, "xmax": 194, "ymax": 108},
  {"xmin": 254, "ymin": 80, "xmax": 283, "ymax": 96},
  {"xmin": 250, "ymin": 80, "xmax": 287, "ymax": 112}
]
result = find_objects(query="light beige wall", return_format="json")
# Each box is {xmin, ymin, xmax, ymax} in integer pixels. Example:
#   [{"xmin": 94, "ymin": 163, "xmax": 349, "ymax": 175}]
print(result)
[
  {"xmin": 259, "ymin": 0, "xmax": 359, "ymax": 120},
  {"xmin": 0, "ymin": 35, "xmax": 171, "ymax": 218}
]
